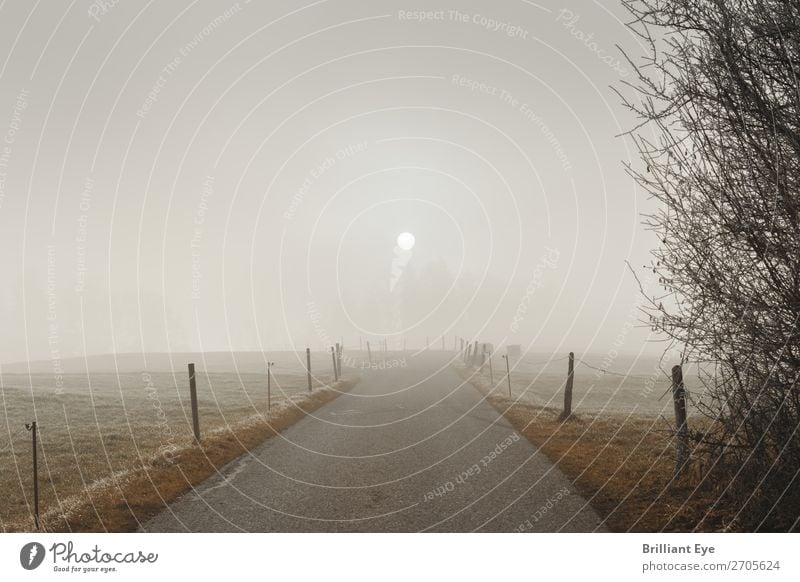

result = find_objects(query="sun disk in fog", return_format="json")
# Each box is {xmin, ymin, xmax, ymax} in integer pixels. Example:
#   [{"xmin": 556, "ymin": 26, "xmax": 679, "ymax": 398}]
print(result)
[{"xmin": 397, "ymin": 232, "xmax": 415, "ymax": 250}]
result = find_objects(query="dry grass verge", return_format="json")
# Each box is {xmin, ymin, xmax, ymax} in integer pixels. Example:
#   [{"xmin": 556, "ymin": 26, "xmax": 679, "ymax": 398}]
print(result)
[
  {"xmin": 457, "ymin": 367, "xmax": 732, "ymax": 532},
  {"xmin": 6, "ymin": 380, "xmax": 358, "ymax": 533}
]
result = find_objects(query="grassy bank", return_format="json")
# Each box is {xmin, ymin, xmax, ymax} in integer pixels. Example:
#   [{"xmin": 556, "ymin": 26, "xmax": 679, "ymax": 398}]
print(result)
[
  {"xmin": 457, "ymin": 366, "xmax": 730, "ymax": 532},
  {"xmin": 3, "ymin": 376, "xmax": 358, "ymax": 532}
]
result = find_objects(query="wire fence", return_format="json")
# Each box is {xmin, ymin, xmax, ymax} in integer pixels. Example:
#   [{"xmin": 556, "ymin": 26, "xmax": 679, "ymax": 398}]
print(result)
[
  {"xmin": 0, "ymin": 347, "xmax": 358, "ymax": 532},
  {"xmin": 455, "ymin": 341, "xmax": 695, "ymax": 418}
]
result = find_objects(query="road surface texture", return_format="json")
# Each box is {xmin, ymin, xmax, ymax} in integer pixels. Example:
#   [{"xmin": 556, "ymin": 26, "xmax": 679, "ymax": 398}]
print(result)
[{"xmin": 144, "ymin": 353, "xmax": 605, "ymax": 532}]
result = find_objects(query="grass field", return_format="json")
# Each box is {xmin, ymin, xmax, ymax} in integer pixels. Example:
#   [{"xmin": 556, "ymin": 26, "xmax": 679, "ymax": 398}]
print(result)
[
  {"xmin": 1, "ymin": 348, "xmax": 719, "ymax": 532},
  {"xmin": 0, "ymin": 350, "xmax": 362, "ymax": 532}
]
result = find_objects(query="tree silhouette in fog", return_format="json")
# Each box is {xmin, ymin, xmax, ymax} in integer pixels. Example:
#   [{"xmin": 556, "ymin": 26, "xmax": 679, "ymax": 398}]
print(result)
[{"xmin": 621, "ymin": 0, "xmax": 800, "ymax": 531}]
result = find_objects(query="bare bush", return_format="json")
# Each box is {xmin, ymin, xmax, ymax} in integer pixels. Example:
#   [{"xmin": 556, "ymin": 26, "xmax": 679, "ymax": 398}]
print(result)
[{"xmin": 619, "ymin": 0, "xmax": 800, "ymax": 531}]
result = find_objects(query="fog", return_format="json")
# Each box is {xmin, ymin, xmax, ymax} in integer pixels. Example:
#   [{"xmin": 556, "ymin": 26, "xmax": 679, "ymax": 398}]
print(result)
[{"xmin": 0, "ymin": 0, "xmax": 663, "ymax": 364}]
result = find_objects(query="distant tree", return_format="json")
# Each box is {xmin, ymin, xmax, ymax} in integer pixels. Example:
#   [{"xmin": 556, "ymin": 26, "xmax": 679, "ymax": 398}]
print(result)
[{"xmin": 620, "ymin": 0, "xmax": 800, "ymax": 531}]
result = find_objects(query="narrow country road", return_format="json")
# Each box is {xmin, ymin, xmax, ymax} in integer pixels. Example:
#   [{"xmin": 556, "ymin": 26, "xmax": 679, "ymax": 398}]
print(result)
[{"xmin": 143, "ymin": 353, "xmax": 605, "ymax": 532}]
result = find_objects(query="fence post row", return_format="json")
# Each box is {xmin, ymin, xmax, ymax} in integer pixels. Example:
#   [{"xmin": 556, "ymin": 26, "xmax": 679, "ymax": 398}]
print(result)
[
  {"xmin": 672, "ymin": 364, "xmax": 690, "ymax": 477},
  {"xmin": 454, "ymin": 346, "xmax": 690, "ymax": 464},
  {"xmin": 188, "ymin": 363, "xmax": 201, "ymax": 444}
]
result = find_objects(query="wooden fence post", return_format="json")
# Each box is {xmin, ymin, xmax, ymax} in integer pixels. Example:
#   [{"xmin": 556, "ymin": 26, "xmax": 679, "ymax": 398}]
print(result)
[
  {"xmin": 672, "ymin": 364, "xmax": 690, "ymax": 476},
  {"xmin": 503, "ymin": 354, "xmax": 512, "ymax": 397},
  {"xmin": 488, "ymin": 353, "xmax": 494, "ymax": 386},
  {"xmin": 188, "ymin": 363, "xmax": 200, "ymax": 443},
  {"xmin": 306, "ymin": 348, "xmax": 312, "ymax": 392},
  {"xmin": 25, "ymin": 421, "xmax": 39, "ymax": 530},
  {"xmin": 559, "ymin": 352, "xmax": 575, "ymax": 421},
  {"xmin": 471, "ymin": 341, "xmax": 479, "ymax": 366},
  {"xmin": 335, "ymin": 342, "xmax": 342, "ymax": 377},
  {"xmin": 331, "ymin": 347, "xmax": 339, "ymax": 382},
  {"xmin": 366, "ymin": 341, "xmax": 372, "ymax": 364},
  {"xmin": 267, "ymin": 362, "xmax": 274, "ymax": 411}
]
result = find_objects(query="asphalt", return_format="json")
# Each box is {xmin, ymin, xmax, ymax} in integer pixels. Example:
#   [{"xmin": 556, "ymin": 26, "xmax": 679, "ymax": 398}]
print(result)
[{"xmin": 142, "ymin": 353, "xmax": 606, "ymax": 532}]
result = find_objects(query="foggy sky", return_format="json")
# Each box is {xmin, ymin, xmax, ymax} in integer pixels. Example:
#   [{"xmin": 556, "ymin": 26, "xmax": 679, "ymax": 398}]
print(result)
[{"xmin": 0, "ymin": 0, "xmax": 663, "ymax": 364}]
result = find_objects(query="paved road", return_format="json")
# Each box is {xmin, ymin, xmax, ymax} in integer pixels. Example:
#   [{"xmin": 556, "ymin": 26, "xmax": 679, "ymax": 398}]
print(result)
[{"xmin": 143, "ymin": 353, "xmax": 605, "ymax": 532}]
